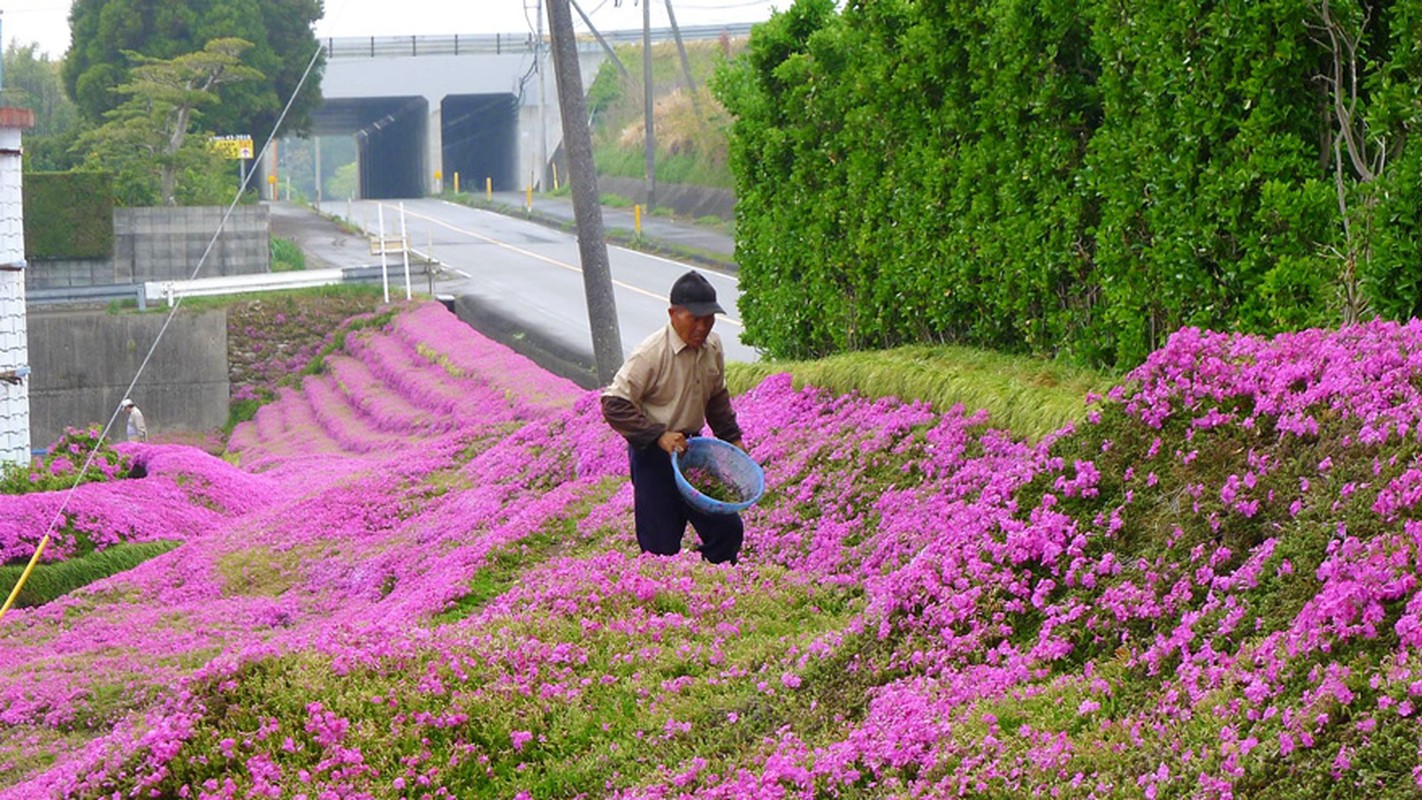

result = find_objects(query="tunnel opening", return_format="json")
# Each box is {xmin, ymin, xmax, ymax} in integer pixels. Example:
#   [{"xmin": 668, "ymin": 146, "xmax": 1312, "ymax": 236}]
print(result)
[
  {"xmin": 441, "ymin": 94, "xmax": 519, "ymax": 193},
  {"xmin": 356, "ymin": 97, "xmax": 428, "ymax": 199},
  {"xmin": 309, "ymin": 96, "xmax": 428, "ymax": 200}
]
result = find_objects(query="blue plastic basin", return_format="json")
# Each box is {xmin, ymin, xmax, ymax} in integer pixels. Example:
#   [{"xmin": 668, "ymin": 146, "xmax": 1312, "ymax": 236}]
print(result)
[{"xmin": 671, "ymin": 438, "xmax": 765, "ymax": 515}]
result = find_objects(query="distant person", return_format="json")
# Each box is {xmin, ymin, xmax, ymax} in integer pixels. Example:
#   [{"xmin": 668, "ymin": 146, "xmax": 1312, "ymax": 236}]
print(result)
[
  {"xmin": 120, "ymin": 399, "xmax": 148, "ymax": 443},
  {"xmin": 600, "ymin": 270, "xmax": 746, "ymax": 565}
]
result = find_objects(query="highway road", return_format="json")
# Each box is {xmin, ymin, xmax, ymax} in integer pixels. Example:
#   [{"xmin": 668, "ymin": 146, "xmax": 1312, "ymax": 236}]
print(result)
[{"xmin": 318, "ymin": 198, "xmax": 759, "ymax": 367}]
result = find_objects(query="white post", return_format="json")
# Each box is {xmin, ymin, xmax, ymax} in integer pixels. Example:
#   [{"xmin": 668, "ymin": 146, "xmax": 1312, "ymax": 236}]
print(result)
[
  {"xmin": 399, "ymin": 201, "xmax": 412, "ymax": 300},
  {"xmin": 378, "ymin": 202, "xmax": 390, "ymax": 303},
  {"xmin": 0, "ymin": 117, "xmax": 32, "ymax": 465}
]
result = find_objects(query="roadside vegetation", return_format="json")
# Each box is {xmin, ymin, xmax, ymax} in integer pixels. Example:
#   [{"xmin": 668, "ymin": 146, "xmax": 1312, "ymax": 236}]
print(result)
[{"xmin": 586, "ymin": 38, "xmax": 739, "ymax": 190}]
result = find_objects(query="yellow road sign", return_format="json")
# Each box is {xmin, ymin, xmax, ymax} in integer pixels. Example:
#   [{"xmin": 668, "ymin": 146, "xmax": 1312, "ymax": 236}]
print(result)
[{"xmin": 210, "ymin": 135, "xmax": 254, "ymax": 160}]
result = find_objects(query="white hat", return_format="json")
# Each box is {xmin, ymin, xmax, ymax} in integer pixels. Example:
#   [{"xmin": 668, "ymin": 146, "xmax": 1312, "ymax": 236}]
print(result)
[{"xmin": 120, "ymin": 399, "xmax": 135, "ymax": 408}]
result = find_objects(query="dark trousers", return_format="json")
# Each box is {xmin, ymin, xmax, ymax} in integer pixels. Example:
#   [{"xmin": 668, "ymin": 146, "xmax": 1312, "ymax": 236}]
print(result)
[{"xmin": 627, "ymin": 443, "xmax": 743, "ymax": 565}]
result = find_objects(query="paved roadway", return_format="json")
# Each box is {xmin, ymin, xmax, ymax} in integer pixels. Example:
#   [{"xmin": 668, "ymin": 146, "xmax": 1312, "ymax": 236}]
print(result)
[{"xmin": 312, "ymin": 199, "xmax": 758, "ymax": 366}]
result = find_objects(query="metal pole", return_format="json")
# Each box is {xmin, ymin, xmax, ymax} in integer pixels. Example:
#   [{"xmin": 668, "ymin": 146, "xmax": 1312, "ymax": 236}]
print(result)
[
  {"xmin": 546, "ymin": 0, "xmax": 623, "ymax": 384},
  {"xmin": 643, "ymin": 0, "xmax": 656, "ymax": 213},
  {"xmin": 664, "ymin": 0, "xmax": 702, "ymax": 117},
  {"xmin": 378, "ymin": 203, "xmax": 390, "ymax": 303},
  {"xmin": 536, "ymin": 0, "xmax": 549, "ymax": 192},
  {"xmin": 400, "ymin": 201, "xmax": 412, "ymax": 300},
  {"xmin": 313, "ymin": 135, "xmax": 322, "ymax": 208}
]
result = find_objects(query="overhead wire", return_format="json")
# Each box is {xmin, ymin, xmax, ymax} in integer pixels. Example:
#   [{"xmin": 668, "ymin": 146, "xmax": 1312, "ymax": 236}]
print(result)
[{"xmin": 0, "ymin": 41, "xmax": 328, "ymax": 623}]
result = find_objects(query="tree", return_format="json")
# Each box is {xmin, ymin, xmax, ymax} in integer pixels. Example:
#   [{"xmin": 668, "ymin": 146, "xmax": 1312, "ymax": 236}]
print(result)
[
  {"xmin": 1311, "ymin": 0, "xmax": 1422, "ymax": 323},
  {"xmin": 74, "ymin": 38, "xmax": 262, "ymax": 206},
  {"xmin": 63, "ymin": 0, "xmax": 324, "ymax": 147},
  {"xmin": 1, "ymin": 42, "xmax": 82, "ymax": 170}
]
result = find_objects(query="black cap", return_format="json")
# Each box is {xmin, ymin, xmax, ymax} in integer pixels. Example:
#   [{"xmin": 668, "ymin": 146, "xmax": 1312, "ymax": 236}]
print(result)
[{"xmin": 669, "ymin": 270, "xmax": 725, "ymax": 317}]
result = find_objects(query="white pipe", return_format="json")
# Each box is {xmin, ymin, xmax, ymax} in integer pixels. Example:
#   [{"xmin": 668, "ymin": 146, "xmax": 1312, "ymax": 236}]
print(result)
[
  {"xmin": 378, "ymin": 202, "xmax": 390, "ymax": 303},
  {"xmin": 400, "ymin": 201, "xmax": 411, "ymax": 300}
]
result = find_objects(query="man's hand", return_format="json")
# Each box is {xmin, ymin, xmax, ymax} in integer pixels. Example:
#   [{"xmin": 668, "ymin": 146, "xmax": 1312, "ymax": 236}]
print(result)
[
  {"xmin": 658, "ymin": 431, "xmax": 688, "ymax": 454},
  {"xmin": 729, "ymin": 439, "xmax": 746, "ymax": 452}
]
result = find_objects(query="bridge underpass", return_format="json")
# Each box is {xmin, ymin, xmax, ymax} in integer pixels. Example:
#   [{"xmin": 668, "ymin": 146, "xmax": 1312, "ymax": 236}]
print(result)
[
  {"xmin": 442, "ymin": 94, "xmax": 519, "ymax": 194},
  {"xmin": 309, "ymin": 93, "xmax": 521, "ymax": 200},
  {"xmin": 279, "ymin": 26, "xmax": 752, "ymax": 202},
  {"xmin": 312, "ymin": 96, "xmax": 427, "ymax": 200}
]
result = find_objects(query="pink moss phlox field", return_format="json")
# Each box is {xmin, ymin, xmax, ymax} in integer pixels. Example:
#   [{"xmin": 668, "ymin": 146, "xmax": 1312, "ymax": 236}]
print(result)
[
  {"xmin": 0, "ymin": 445, "xmax": 281, "ymax": 563},
  {"xmin": 8, "ymin": 310, "xmax": 1422, "ymax": 797}
]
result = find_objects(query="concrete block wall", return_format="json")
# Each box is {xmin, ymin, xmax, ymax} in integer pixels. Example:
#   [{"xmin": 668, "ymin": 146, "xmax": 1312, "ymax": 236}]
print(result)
[
  {"xmin": 24, "ymin": 258, "xmax": 117, "ymax": 290},
  {"xmin": 26, "ymin": 309, "xmax": 229, "ymax": 449},
  {"xmin": 113, "ymin": 205, "xmax": 270, "ymax": 282}
]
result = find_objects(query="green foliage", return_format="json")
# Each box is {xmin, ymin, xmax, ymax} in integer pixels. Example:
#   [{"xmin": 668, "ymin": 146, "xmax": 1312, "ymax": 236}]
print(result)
[
  {"xmin": 324, "ymin": 162, "xmax": 358, "ymax": 201},
  {"xmin": 3, "ymin": 41, "xmax": 82, "ymax": 172},
  {"xmin": 0, "ymin": 425, "xmax": 131, "ymax": 495},
  {"xmin": 63, "ymin": 0, "xmax": 324, "ymax": 146},
  {"xmin": 23, "ymin": 172, "xmax": 114, "ymax": 259},
  {"xmin": 714, "ymin": 0, "xmax": 1422, "ymax": 369},
  {"xmin": 588, "ymin": 40, "xmax": 738, "ymax": 189},
  {"xmin": 269, "ymin": 237, "xmax": 306, "ymax": 272},
  {"xmin": 0, "ymin": 541, "xmax": 180, "ymax": 608},
  {"xmin": 73, "ymin": 38, "xmax": 261, "ymax": 207}
]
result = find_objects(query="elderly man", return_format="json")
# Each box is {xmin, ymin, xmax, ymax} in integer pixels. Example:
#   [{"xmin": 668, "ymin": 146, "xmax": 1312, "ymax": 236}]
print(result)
[
  {"xmin": 600, "ymin": 270, "xmax": 745, "ymax": 564},
  {"xmin": 120, "ymin": 399, "xmax": 148, "ymax": 443}
]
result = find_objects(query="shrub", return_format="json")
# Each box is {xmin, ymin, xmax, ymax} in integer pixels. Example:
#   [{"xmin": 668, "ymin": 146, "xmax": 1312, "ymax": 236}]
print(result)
[{"xmin": 0, "ymin": 425, "xmax": 131, "ymax": 495}]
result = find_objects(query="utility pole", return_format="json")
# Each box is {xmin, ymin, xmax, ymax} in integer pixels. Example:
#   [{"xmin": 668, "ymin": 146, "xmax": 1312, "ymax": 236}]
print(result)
[
  {"xmin": 536, "ymin": 0, "xmax": 549, "ymax": 191},
  {"xmin": 664, "ymin": 0, "xmax": 702, "ymax": 117},
  {"xmin": 546, "ymin": 0, "xmax": 623, "ymax": 384},
  {"xmin": 642, "ymin": 0, "xmax": 656, "ymax": 212},
  {"xmin": 313, "ymin": 135, "xmax": 322, "ymax": 207}
]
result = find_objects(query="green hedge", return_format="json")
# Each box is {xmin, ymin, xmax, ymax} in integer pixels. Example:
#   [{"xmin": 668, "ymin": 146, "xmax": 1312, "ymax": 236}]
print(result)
[
  {"xmin": 713, "ymin": 0, "xmax": 1422, "ymax": 368},
  {"xmin": 24, "ymin": 171, "xmax": 113, "ymax": 259},
  {"xmin": 0, "ymin": 540, "xmax": 180, "ymax": 608}
]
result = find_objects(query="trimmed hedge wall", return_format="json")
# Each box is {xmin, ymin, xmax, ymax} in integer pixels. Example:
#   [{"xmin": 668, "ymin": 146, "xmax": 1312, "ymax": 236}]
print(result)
[
  {"xmin": 24, "ymin": 171, "xmax": 114, "ymax": 260},
  {"xmin": 713, "ymin": 0, "xmax": 1422, "ymax": 368}
]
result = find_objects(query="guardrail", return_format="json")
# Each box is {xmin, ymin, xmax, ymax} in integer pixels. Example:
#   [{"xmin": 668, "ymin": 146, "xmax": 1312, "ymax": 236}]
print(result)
[
  {"xmin": 143, "ymin": 263, "xmax": 436, "ymax": 306},
  {"xmin": 28, "ymin": 283, "xmax": 149, "ymax": 309},
  {"xmin": 321, "ymin": 22, "xmax": 756, "ymax": 59}
]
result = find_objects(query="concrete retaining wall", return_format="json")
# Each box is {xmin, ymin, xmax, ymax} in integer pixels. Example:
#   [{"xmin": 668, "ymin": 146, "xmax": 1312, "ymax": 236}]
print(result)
[
  {"xmin": 598, "ymin": 177, "xmax": 735, "ymax": 222},
  {"xmin": 450, "ymin": 294, "xmax": 597, "ymax": 390},
  {"xmin": 26, "ymin": 309, "xmax": 229, "ymax": 448},
  {"xmin": 25, "ymin": 257, "xmax": 115, "ymax": 290}
]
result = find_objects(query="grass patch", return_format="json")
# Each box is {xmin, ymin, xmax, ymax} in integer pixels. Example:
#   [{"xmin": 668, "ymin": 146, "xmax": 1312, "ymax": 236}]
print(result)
[
  {"xmin": 433, "ymin": 479, "xmax": 621, "ymax": 625},
  {"xmin": 0, "ymin": 540, "xmax": 182, "ymax": 608},
  {"xmin": 727, "ymin": 344, "xmax": 1114, "ymax": 441},
  {"xmin": 270, "ymin": 237, "xmax": 307, "ymax": 272}
]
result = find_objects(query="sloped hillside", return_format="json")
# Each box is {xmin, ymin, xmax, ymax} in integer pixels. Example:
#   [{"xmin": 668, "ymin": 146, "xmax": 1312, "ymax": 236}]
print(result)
[{"xmin": 3, "ymin": 304, "xmax": 1421, "ymax": 798}]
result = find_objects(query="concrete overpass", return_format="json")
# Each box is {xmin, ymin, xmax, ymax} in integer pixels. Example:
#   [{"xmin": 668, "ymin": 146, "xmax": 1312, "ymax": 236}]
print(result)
[{"xmin": 303, "ymin": 24, "xmax": 752, "ymax": 200}]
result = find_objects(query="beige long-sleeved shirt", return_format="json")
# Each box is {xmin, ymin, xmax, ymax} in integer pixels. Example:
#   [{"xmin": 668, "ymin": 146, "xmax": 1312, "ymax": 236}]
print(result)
[
  {"xmin": 126, "ymin": 407, "xmax": 147, "ymax": 442},
  {"xmin": 601, "ymin": 323, "xmax": 741, "ymax": 450}
]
